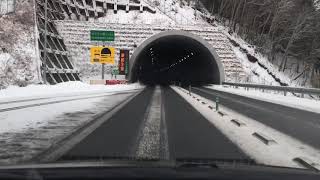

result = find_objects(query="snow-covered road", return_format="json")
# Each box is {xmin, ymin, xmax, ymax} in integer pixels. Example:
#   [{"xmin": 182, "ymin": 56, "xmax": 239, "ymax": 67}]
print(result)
[
  {"xmin": 173, "ymin": 86, "xmax": 320, "ymax": 170},
  {"xmin": 0, "ymin": 82, "xmax": 144, "ymax": 164}
]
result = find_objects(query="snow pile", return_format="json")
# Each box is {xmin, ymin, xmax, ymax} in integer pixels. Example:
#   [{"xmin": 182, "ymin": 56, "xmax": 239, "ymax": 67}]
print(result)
[
  {"xmin": 207, "ymin": 85, "xmax": 320, "ymax": 114},
  {"xmin": 0, "ymin": 81, "xmax": 144, "ymax": 101}
]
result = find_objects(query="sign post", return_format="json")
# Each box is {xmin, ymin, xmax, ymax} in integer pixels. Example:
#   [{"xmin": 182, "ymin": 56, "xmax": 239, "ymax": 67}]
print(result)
[{"xmin": 102, "ymin": 64, "xmax": 105, "ymax": 79}]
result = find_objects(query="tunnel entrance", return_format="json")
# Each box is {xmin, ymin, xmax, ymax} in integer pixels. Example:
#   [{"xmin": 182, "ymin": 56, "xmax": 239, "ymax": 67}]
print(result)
[{"xmin": 129, "ymin": 30, "xmax": 225, "ymax": 86}]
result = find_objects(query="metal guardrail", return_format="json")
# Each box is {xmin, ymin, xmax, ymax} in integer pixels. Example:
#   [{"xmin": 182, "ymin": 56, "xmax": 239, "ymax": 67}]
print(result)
[{"xmin": 223, "ymin": 82, "xmax": 320, "ymax": 98}]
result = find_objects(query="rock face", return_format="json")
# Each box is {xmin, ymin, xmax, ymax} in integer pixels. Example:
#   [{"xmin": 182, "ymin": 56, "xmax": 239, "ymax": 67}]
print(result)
[{"xmin": 0, "ymin": 0, "xmax": 40, "ymax": 88}]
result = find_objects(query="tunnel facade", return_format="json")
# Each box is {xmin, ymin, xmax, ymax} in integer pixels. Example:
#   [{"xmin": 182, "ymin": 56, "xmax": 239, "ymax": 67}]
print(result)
[{"xmin": 129, "ymin": 30, "xmax": 225, "ymax": 85}]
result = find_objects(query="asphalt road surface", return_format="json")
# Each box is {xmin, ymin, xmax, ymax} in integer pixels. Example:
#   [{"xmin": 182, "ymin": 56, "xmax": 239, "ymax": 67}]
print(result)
[
  {"xmin": 59, "ymin": 86, "xmax": 249, "ymax": 161},
  {"xmin": 193, "ymin": 87, "xmax": 320, "ymax": 150},
  {"xmin": 60, "ymin": 87, "xmax": 154, "ymax": 160}
]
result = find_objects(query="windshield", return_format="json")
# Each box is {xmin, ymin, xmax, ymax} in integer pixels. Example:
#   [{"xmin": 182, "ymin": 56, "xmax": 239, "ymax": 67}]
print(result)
[{"xmin": 0, "ymin": 0, "xmax": 320, "ymax": 174}]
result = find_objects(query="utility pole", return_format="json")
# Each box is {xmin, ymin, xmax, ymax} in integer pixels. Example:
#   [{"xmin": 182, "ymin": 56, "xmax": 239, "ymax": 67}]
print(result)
[{"xmin": 43, "ymin": 0, "xmax": 48, "ymax": 84}]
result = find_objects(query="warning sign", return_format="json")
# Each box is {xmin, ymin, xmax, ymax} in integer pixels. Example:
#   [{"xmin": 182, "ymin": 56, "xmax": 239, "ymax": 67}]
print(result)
[
  {"xmin": 90, "ymin": 46, "xmax": 115, "ymax": 64},
  {"xmin": 118, "ymin": 49, "xmax": 129, "ymax": 75}
]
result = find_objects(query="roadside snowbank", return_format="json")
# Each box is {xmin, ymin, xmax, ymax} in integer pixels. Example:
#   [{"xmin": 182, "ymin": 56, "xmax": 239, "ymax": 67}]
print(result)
[
  {"xmin": 173, "ymin": 86, "xmax": 320, "ymax": 170},
  {"xmin": 0, "ymin": 91, "xmax": 136, "ymax": 164},
  {"xmin": 0, "ymin": 81, "xmax": 144, "ymax": 102}
]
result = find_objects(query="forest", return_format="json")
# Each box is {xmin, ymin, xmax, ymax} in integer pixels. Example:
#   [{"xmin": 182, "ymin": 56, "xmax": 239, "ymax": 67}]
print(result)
[{"xmin": 200, "ymin": 0, "xmax": 320, "ymax": 87}]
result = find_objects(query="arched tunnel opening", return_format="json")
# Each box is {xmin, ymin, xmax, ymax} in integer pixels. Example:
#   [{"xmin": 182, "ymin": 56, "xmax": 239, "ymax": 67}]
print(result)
[{"xmin": 129, "ymin": 31, "xmax": 225, "ymax": 86}]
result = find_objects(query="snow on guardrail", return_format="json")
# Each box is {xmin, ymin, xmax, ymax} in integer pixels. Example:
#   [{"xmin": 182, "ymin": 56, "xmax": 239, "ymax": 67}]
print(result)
[{"xmin": 223, "ymin": 82, "xmax": 320, "ymax": 97}]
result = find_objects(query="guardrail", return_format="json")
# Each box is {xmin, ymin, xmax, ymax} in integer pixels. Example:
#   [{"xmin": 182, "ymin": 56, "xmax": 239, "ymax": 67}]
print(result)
[{"xmin": 222, "ymin": 82, "xmax": 320, "ymax": 98}]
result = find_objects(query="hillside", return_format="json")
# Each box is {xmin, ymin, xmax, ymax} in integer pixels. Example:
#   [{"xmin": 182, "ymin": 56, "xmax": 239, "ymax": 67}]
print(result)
[
  {"xmin": 1, "ymin": 0, "xmax": 319, "ymax": 88},
  {"xmin": 200, "ymin": 0, "xmax": 320, "ymax": 87},
  {"xmin": 0, "ymin": 0, "xmax": 40, "ymax": 89}
]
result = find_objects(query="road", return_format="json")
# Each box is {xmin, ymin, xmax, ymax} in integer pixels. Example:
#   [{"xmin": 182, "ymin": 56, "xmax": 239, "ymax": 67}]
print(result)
[
  {"xmin": 192, "ymin": 87, "xmax": 320, "ymax": 150},
  {"xmin": 60, "ymin": 87, "xmax": 154, "ymax": 160},
  {"xmin": 162, "ymin": 87, "xmax": 247, "ymax": 160},
  {"xmin": 59, "ymin": 86, "xmax": 249, "ymax": 161}
]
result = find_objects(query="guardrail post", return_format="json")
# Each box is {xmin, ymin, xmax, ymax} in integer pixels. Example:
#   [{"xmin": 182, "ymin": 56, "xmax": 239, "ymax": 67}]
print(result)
[
  {"xmin": 284, "ymin": 90, "xmax": 287, "ymax": 96},
  {"xmin": 216, "ymin": 97, "xmax": 219, "ymax": 111},
  {"xmin": 301, "ymin": 93, "xmax": 304, "ymax": 98},
  {"xmin": 189, "ymin": 85, "xmax": 191, "ymax": 96}
]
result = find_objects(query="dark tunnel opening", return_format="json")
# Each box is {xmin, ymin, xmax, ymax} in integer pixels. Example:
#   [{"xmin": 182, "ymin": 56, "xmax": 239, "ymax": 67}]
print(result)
[{"xmin": 129, "ymin": 31, "xmax": 225, "ymax": 86}]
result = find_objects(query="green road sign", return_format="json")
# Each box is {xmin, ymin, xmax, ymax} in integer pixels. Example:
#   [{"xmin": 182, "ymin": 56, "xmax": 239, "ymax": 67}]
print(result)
[
  {"xmin": 90, "ymin": 30, "xmax": 115, "ymax": 41},
  {"xmin": 112, "ymin": 68, "xmax": 119, "ymax": 75}
]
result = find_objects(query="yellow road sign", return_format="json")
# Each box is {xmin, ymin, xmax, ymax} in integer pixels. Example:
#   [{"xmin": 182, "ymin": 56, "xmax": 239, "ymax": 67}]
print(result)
[{"xmin": 90, "ymin": 46, "xmax": 115, "ymax": 64}]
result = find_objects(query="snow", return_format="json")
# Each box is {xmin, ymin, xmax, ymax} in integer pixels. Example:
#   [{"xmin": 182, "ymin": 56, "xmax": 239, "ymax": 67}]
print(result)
[
  {"xmin": 0, "ymin": 81, "xmax": 144, "ymax": 102},
  {"xmin": 0, "ymin": 81, "xmax": 144, "ymax": 163},
  {"xmin": 172, "ymin": 86, "xmax": 320, "ymax": 170},
  {"xmin": 315, "ymin": 0, "xmax": 320, "ymax": 10},
  {"xmin": 231, "ymin": 44, "xmax": 282, "ymax": 85},
  {"xmin": 0, "ymin": 0, "xmax": 39, "ymax": 88},
  {"xmin": 0, "ymin": 90, "xmax": 137, "ymax": 163},
  {"xmin": 96, "ymin": 9, "xmax": 175, "ymax": 26},
  {"xmin": 223, "ymin": 28, "xmax": 294, "ymax": 85},
  {"xmin": 0, "ymin": 0, "xmax": 15, "ymax": 15},
  {"xmin": 94, "ymin": 0, "xmax": 208, "ymax": 26},
  {"xmin": 206, "ymin": 85, "xmax": 320, "ymax": 114},
  {"xmin": 0, "ymin": 97, "xmax": 103, "ymax": 134},
  {"xmin": 0, "ymin": 81, "xmax": 144, "ymax": 133},
  {"xmin": 213, "ymin": 19, "xmax": 313, "ymax": 87},
  {"xmin": 141, "ymin": 0, "xmax": 208, "ymax": 25}
]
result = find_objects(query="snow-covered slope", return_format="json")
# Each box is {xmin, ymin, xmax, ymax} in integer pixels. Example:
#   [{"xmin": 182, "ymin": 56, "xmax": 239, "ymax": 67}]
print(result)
[
  {"xmin": 214, "ymin": 23, "xmax": 314, "ymax": 87},
  {"xmin": 315, "ymin": 0, "xmax": 320, "ymax": 10},
  {"xmin": 96, "ymin": 8, "xmax": 175, "ymax": 26},
  {"xmin": 144, "ymin": 0, "xmax": 208, "ymax": 25},
  {"xmin": 0, "ymin": 0, "xmax": 40, "ymax": 89}
]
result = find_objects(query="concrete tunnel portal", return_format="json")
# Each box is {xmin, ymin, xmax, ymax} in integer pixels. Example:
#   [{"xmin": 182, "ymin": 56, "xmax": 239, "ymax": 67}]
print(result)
[{"xmin": 128, "ymin": 30, "xmax": 225, "ymax": 86}]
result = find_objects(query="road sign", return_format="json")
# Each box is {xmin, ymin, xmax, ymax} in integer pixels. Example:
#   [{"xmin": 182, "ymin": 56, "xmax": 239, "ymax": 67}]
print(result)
[
  {"xmin": 112, "ymin": 68, "xmax": 119, "ymax": 75},
  {"xmin": 90, "ymin": 30, "xmax": 115, "ymax": 41},
  {"xmin": 119, "ymin": 49, "xmax": 129, "ymax": 75},
  {"xmin": 90, "ymin": 46, "xmax": 115, "ymax": 64}
]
